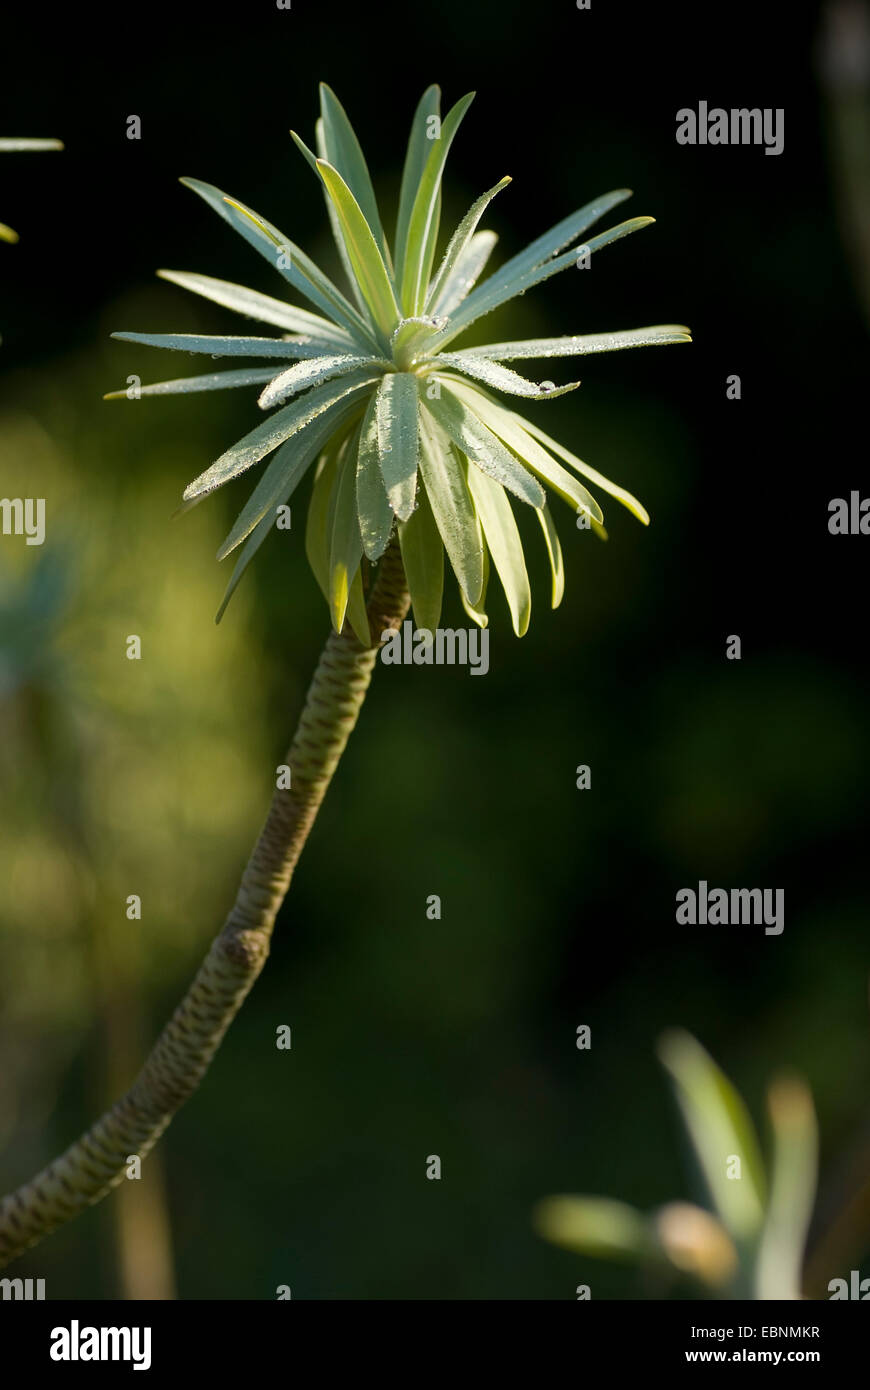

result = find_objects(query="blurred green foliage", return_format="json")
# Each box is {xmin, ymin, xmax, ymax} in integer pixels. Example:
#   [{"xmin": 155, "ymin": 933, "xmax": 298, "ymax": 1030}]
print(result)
[{"xmin": 537, "ymin": 1030, "xmax": 819, "ymax": 1300}]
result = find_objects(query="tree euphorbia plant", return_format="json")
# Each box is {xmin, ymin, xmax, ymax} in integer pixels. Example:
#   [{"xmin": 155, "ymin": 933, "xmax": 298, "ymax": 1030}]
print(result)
[{"xmin": 0, "ymin": 85, "xmax": 689, "ymax": 1267}]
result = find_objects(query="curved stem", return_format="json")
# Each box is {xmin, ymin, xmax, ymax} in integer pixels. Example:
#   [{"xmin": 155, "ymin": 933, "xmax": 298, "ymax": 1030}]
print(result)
[{"xmin": 0, "ymin": 542, "xmax": 409, "ymax": 1268}]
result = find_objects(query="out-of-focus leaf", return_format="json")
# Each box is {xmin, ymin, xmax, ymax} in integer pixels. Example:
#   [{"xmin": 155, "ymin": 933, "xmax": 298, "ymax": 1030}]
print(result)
[
  {"xmin": 534, "ymin": 1196, "xmax": 652, "ymax": 1261},
  {"xmin": 0, "ymin": 138, "xmax": 63, "ymax": 151},
  {"xmin": 657, "ymin": 1030, "xmax": 767, "ymax": 1245},
  {"xmin": 653, "ymin": 1202, "xmax": 739, "ymax": 1289},
  {"xmin": 755, "ymin": 1077, "xmax": 818, "ymax": 1300}
]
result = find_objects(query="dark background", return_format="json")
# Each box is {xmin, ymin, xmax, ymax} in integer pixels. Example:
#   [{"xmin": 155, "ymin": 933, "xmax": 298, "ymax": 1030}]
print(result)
[{"xmin": 1, "ymin": 0, "xmax": 868, "ymax": 1298}]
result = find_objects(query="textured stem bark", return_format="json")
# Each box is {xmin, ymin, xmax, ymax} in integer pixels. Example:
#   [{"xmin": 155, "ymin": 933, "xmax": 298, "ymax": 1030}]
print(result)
[{"xmin": 0, "ymin": 542, "xmax": 409, "ymax": 1268}]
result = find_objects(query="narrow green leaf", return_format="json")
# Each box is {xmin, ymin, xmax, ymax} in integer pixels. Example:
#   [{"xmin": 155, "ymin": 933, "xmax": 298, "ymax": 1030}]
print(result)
[
  {"xmin": 214, "ymin": 415, "xmax": 362, "ymax": 629},
  {"xmin": 171, "ymin": 492, "xmax": 209, "ymax": 520},
  {"xmin": 516, "ymin": 411, "xmax": 650, "ymax": 525},
  {"xmin": 289, "ymin": 123, "xmax": 366, "ymax": 319},
  {"xmin": 306, "ymin": 438, "xmax": 371, "ymax": 646},
  {"xmin": 319, "ymin": 84, "xmax": 390, "ymax": 266},
  {"xmin": 305, "ymin": 445, "xmax": 341, "ymax": 603},
  {"xmin": 394, "ymin": 85, "xmax": 441, "ymax": 292},
  {"xmin": 216, "ymin": 479, "xmax": 370, "ymax": 637},
  {"xmin": 104, "ymin": 367, "xmax": 278, "ymax": 400},
  {"xmin": 201, "ymin": 183, "xmax": 355, "ymax": 328},
  {"xmin": 345, "ymin": 565, "xmax": 372, "ymax": 648},
  {"xmin": 537, "ymin": 502, "xmax": 565, "ymax": 608},
  {"xmin": 657, "ymin": 1030, "xmax": 767, "ymax": 1245},
  {"xmin": 156, "ymin": 269, "xmax": 354, "ymax": 344},
  {"xmin": 466, "ymin": 465, "xmax": 531, "ymax": 636},
  {"xmin": 459, "ymin": 544, "xmax": 489, "ymax": 629},
  {"xmin": 465, "ymin": 188, "xmax": 632, "ymax": 308},
  {"xmin": 434, "ymin": 351, "xmax": 580, "ymax": 398},
  {"xmin": 465, "ymin": 325, "xmax": 693, "ymax": 361},
  {"xmin": 417, "ymin": 405, "xmax": 484, "ymax": 605},
  {"xmin": 217, "ymin": 399, "xmax": 358, "ymax": 559},
  {"xmin": 257, "ymin": 354, "xmax": 384, "ymax": 410},
  {"xmin": 111, "ymin": 331, "xmax": 313, "ymax": 358},
  {"xmin": 214, "ymin": 508, "xmax": 273, "ymax": 625},
  {"xmin": 0, "ymin": 138, "xmax": 63, "ymax": 151},
  {"xmin": 401, "ymin": 92, "xmax": 475, "ymax": 315},
  {"xmin": 182, "ymin": 368, "xmax": 378, "ymax": 499},
  {"xmin": 223, "ymin": 191, "xmax": 378, "ymax": 348},
  {"xmin": 425, "ymin": 380, "xmax": 545, "ymax": 508},
  {"xmin": 755, "ymin": 1078, "xmax": 818, "ymax": 1300},
  {"xmin": 291, "ymin": 126, "xmax": 367, "ymax": 318},
  {"xmin": 376, "ymin": 372, "xmax": 419, "ymax": 521},
  {"xmin": 399, "ymin": 480, "xmax": 444, "ymax": 632},
  {"xmin": 328, "ymin": 427, "xmax": 365, "ymax": 632},
  {"xmin": 425, "ymin": 177, "xmax": 511, "ymax": 312},
  {"xmin": 535, "ymin": 1197, "xmax": 652, "ymax": 1261},
  {"xmin": 443, "ymin": 379, "xmax": 603, "ymax": 522},
  {"xmin": 180, "ymin": 178, "xmax": 373, "ymax": 344},
  {"xmin": 420, "ymin": 188, "xmax": 441, "ymax": 313},
  {"xmin": 356, "ymin": 393, "xmax": 394, "ymax": 560},
  {"xmin": 436, "ymin": 215, "xmax": 655, "ymax": 347},
  {"xmin": 316, "ymin": 160, "xmax": 400, "ymax": 341},
  {"xmin": 429, "ymin": 230, "xmax": 497, "ymax": 317}
]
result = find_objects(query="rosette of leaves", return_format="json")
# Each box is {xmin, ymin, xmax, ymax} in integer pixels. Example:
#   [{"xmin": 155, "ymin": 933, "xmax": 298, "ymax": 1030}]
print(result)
[
  {"xmin": 535, "ymin": 1031, "xmax": 819, "ymax": 1299},
  {"xmin": 109, "ymin": 84, "xmax": 689, "ymax": 635}
]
